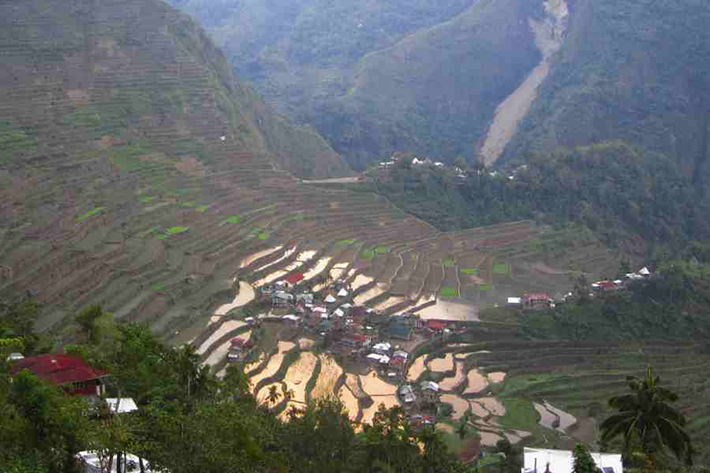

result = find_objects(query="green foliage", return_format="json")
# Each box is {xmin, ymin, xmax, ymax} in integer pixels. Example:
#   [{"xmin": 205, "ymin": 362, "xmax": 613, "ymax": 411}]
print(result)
[
  {"xmin": 440, "ymin": 286, "xmax": 459, "ymax": 298},
  {"xmin": 166, "ymin": 226, "xmax": 189, "ymax": 235},
  {"xmin": 506, "ymin": 0, "xmax": 710, "ymax": 202},
  {"xmin": 601, "ymin": 367, "xmax": 694, "ymax": 466},
  {"xmin": 510, "ymin": 261, "xmax": 710, "ymax": 342},
  {"xmin": 1, "ymin": 316, "xmax": 472, "ymax": 473},
  {"xmin": 220, "ymin": 215, "xmax": 241, "ymax": 226},
  {"xmin": 0, "ymin": 298, "xmax": 44, "ymax": 355},
  {"xmin": 76, "ymin": 207, "xmax": 105, "ymax": 222},
  {"xmin": 460, "ymin": 268, "xmax": 478, "ymax": 275},
  {"xmin": 168, "ymin": 0, "xmax": 542, "ymax": 169},
  {"xmin": 373, "ymin": 143, "xmax": 710, "ymax": 248},
  {"xmin": 442, "ymin": 259, "xmax": 456, "ymax": 267},
  {"xmin": 360, "ymin": 249, "xmax": 375, "ymax": 260},
  {"xmin": 573, "ymin": 443, "xmax": 601, "ymax": 473}
]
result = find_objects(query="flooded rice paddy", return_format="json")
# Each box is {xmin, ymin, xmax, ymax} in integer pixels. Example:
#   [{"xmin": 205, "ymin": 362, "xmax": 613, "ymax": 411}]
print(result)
[
  {"xmin": 197, "ymin": 320, "xmax": 246, "ymax": 355},
  {"xmin": 214, "ymin": 281, "xmax": 256, "ymax": 315},
  {"xmin": 428, "ymin": 353, "xmax": 454, "ymax": 372},
  {"xmin": 417, "ymin": 299, "xmax": 479, "ymax": 321},
  {"xmin": 464, "ymin": 369, "xmax": 489, "ymax": 394}
]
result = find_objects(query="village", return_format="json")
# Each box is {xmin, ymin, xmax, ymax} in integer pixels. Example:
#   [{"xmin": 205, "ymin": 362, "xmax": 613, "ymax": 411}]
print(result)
[
  {"xmin": 3, "ymin": 263, "xmax": 655, "ymax": 471},
  {"xmin": 223, "ymin": 271, "xmax": 474, "ymax": 427}
]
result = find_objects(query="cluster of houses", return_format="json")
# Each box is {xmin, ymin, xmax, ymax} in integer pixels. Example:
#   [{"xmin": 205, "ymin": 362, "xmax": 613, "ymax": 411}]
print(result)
[
  {"xmin": 506, "ymin": 266, "xmax": 655, "ymax": 310},
  {"xmin": 251, "ymin": 272, "xmax": 468, "ymax": 386}
]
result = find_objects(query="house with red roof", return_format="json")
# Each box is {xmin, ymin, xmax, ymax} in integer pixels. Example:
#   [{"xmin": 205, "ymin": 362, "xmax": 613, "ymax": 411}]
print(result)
[
  {"xmin": 284, "ymin": 273, "xmax": 304, "ymax": 285},
  {"xmin": 10, "ymin": 354, "xmax": 109, "ymax": 396},
  {"xmin": 522, "ymin": 293, "xmax": 553, "ymax": 310},
  {"xmin": 427, "ymin": 320, "xmax": 446, "ymax": 332}
]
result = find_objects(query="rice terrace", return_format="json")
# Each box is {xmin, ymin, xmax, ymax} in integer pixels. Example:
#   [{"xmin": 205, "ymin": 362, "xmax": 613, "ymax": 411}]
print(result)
[{"xmin": 2, "ymin": 0, "xmax": 710, "ymax": 469}]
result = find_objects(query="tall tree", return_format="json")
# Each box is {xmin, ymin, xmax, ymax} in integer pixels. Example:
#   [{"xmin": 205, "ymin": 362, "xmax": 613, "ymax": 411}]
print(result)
[
  {"xmin": 600, "ymin": 366, "xmax": 694, "ymax": 466},
  {"xmin": 572, "ymin": 443, "xmax": 599, "ymax": 473}
]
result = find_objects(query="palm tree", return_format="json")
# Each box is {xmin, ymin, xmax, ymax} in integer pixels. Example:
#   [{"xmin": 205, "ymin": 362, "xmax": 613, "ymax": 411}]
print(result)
[
  {"xmin": 600, "ymin": 366, "xmax": 693, "ymax": 465},
  {"xmin": 266, "ymin": 385, "xmax": 281, "ymax": 406}
]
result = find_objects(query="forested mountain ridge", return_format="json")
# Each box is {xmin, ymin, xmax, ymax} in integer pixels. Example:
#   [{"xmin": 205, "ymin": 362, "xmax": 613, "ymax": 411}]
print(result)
[
  {"xmin": 165, "ymin": 0, "xmax": 546, "ymax": 170},
  {"xmin": 503, "ymin": 0, "xmax": 710, "ymax": 199},
  {"xmin": 0, "ymin": 0, "xmax": 351, "ymax": 180},
  {"xmin": 167, "ymin": 0, "xmax": 710, "ymax": 193},
  {"xmin": 370, "ymin": 142, "xmax": 710, "ymax": 253}
]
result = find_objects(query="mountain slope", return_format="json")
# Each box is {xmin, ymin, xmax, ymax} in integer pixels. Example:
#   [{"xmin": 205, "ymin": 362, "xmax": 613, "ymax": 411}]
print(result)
[
  {"xmin": 502, "ymin": 0, "xmax": 710, "ymax": 195},
  {"xmin": 0, "ymin": 0, "xmax": 350, "ymax": 181},
  {"xmin": 166, "ymin": 0, "xmax": 548, "ymax": 169}
]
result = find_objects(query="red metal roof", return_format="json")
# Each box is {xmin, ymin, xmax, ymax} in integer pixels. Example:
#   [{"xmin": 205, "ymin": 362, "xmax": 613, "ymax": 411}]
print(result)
[
  {"xmin": 524, "ymin": 293, "xmax": 552, "ymax": 301},
  {"xmin": 285, "ymin": 273, "xmax": 305, "ymax": 284},
  {"xmin": 427, "ymin": 320, "xmax": 445, "ymax": 331},
  {"xmin": 11, "ymin": 354, "xmax": 108, "ymax": 386}
]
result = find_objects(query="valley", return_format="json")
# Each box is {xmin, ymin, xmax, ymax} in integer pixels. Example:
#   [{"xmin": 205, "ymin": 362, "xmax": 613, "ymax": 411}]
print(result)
[{"xmin": 2, "ymin": 0, "xmax": 710, "ymax": 470}]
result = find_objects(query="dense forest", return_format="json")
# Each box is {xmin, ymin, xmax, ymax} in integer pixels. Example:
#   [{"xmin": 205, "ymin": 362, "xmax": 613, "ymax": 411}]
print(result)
[
  {"xmin": 372, "ymin": 142, "xmax": 709, "ymax": 251},
  {"xmin": 166, "ymin": 0, "xmax": 543, "ymax": 169},
  {"xmin": 504, "ymin": 0, "xmax": 710, "ymax": 199}
]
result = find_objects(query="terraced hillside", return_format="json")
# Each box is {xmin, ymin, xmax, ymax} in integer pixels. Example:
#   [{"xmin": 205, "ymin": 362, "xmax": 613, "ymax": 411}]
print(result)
[
  {"xmin": 452, "ymin": 336, "xmax": 710, "ymax": 465},
  {"xmin": 0, "ymin": 0, "xmax": 351, "ymax": 183},
  {"xmin": 0, "ymin": 0, "xmax": 619, "ymax": 339},
  {"xmin": 167, "ymin": 0, "xmax": 546, "ymax": 169}
]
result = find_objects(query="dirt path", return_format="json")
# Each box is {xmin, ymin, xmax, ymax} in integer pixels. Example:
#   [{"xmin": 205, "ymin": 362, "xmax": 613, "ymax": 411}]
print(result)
[
  {"xmin": 479, "ymin": 0, "xmax": 568, "ymax": 166},
  {"xmin": 301, "ymin": 177, "xmax": 363, "ymax": 184}
]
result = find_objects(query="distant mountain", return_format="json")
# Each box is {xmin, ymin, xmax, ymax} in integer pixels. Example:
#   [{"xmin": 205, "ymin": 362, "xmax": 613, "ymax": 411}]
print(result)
[
  {"xmin": 166, "ymin": 0, "xmax": 546, "ymax": 169},
  {"xmin": 503, "ymin": 0, "xmax": 710, "ymax": 197},
  {"xmin": 167, "ymin": 0, "xmax": 710, "ymax": 190},
  {"xmin": 0, "ymin": 0, "xmax": 351, "ymax": 180}
]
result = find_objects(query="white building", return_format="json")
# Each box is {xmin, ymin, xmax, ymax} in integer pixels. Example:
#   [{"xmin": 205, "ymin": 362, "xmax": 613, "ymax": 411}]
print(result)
[
  {"xmin": 522, "ymin": 448, "xmax": 622, "ymax": 473},
  {"xmin": 77, "ymin": 451, "xmax": 159, "ymax": 473}
]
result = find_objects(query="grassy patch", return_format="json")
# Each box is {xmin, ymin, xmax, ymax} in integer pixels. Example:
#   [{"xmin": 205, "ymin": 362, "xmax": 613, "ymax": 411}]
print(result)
[
  {"xmin": 196, "ymin": 204, "xmax": 211, "ymax": 213},
  {"xmin": 361, "ymin": 249, "xmax": 375, "ymax": 260},
  {"xmin": 76, "ymin": 207, "xmax": 105, "ymax": 222},
  {"xmin": 258, "ymin": 232, "xmax": 270, "ymax": 241},
  {"xmin": 166, "ymin": 226, "xmax": 189, "ymax": 235},
  {"xmin": 338, "ymin": 239, "xmax": 356, "ymax": 245},
  {"xmin": 220, "ymin": 215, "xmax": 241, "ymax": 226},
  {"xmin": 181, "ymin": 201, "xmax": 196, "ymax": 207},
  {"xmin": 152, "ymin": 283, "xmax": 165, "ymax": 292},
  {"xmin": 478, "ymin": 284, "xmax": 494, "ymax": 291},
  {"xmin": 498, "ymin": 398, "xmax": 539, "ymax": 431},
  {"xmin": 460, "ymin": 268, "xmax": 479, "ymax": 275},
  {"xmin": 478, "ymin": 453, "xmax": 506, "ymax": 468},
  {"xmin": 139, "ymin": 196, "xmax": 155, "ymax": 203},
  {"xmin": 493, "ymin": 263, "xmax": 511, "ymax": 276},
  {"xmin": 442, "ymin": 258, "xmax": 456, "ymax": 267},
  {"xmin": 156, "ymin": 235, "xmax": 167, "ymax": 240},
  {"xmin": 440, "ymin": 286, "xmax": 459, "ymax": 298},
  {"xmin": 375, "ymin": 245, "xmax": 391, "ymax": 254}
]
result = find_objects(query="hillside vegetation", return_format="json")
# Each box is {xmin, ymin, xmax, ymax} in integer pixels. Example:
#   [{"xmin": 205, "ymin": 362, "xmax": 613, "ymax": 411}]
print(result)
[
  {"xmin": 168, "ymin": 0, "xmax": 710, "ymax": 192},
  {"xmin": 504, "ymin": 0, "xmax": 710, "ymax": 198},
  {"xmin": 371, "ymin": 142, "xmax": 710, "ymax": 252},
  {"xmin": 0, "ymin": 0, "xmax": 350, "ymax": 181},
  {"xmin": 166, "ymin": 0, "xmax": 545, "ymax": 169}
]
